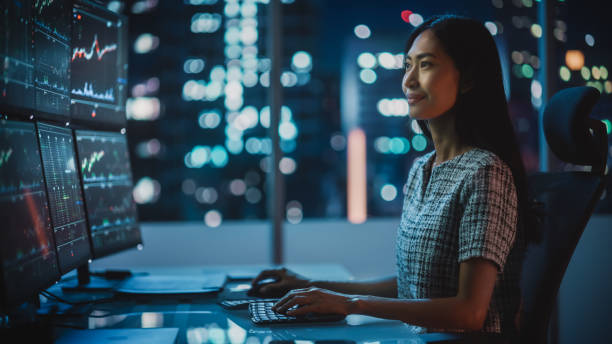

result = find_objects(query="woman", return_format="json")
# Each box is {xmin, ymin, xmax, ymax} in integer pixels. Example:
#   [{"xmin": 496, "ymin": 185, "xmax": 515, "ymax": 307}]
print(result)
[{"xmin": 250, "ymin": 15, "xmax": 533, "ymax": 336}]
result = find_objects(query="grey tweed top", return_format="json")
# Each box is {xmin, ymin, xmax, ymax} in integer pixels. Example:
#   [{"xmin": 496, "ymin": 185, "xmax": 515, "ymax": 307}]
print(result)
[{"xmin": 396, "ymin": 148, "xmax": 523, "ymax": 334}]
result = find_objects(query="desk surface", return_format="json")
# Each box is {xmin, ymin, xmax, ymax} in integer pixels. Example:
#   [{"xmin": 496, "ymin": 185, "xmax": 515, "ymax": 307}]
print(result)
[{"xmin": 48, "ymin": 265, "xmax": 459, "ymax": 344}]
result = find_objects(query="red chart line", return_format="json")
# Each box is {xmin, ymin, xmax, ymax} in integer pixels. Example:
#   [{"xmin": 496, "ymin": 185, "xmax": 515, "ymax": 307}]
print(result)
[{"xmin": 72, "ymin": 34, "xmax": 118, "ymax": 62}]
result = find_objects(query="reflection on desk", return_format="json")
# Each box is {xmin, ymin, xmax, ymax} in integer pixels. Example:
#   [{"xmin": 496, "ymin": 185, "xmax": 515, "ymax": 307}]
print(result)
[{"xmin": 48, "ymin": 265, "xmax": 461, "ymax": 343}]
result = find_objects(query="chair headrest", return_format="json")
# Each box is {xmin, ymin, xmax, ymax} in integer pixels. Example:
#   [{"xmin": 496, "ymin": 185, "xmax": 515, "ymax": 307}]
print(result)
[{"xmin": 543, "ymin": 86, "xmax": 604, "ymax": 167}]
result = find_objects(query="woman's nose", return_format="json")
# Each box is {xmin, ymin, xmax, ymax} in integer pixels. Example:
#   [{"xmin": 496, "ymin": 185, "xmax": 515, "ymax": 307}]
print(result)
[{"xmin": 403, "ymin": 70, "xmax": 418, "ymax": 91}]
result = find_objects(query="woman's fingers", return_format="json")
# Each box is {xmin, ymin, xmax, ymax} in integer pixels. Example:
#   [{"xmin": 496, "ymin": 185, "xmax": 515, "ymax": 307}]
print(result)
[
  {"xmin": 274, "ymin": 295, "xmax": 310, "ymax": 314},
  {"xmin": 272, "ymin": 289, "xmax": 300, "ymax": 311},
  {"xmin": 286, "ymin": 303, "xmax": 320, "ymax": 316}
]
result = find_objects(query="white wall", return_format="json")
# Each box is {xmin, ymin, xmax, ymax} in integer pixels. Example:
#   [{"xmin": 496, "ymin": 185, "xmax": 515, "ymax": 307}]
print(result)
[
  {"xmin": 91, "ymin": 215, "xmax": 612, "ymax": 342},
  {"xmin": 90, "ymin": 217, "xmax": 399, "ymax": 279}
]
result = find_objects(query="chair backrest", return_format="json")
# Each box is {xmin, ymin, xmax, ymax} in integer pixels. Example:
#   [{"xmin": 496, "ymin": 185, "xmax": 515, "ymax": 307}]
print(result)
[{"xmin": 518, "ymin": 86, "xmax": 608, "ymax": 343}]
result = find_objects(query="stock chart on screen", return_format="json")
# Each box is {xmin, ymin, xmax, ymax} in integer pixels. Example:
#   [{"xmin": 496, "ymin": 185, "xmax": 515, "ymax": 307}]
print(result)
[
  {"xmin": 33, "ymin": 0, "xmax": 71, "ymax": 118},
  {"xmin": 37, "ymin": 122, "xmax": 91, "ymax": 274},
  {"xmin": 0, "ymin": 120, "xmax": 59, "ymax": 306},
  {"xmin": 70, "ymin": 1, "xmax": 128, "ymax": 128},
  {"xmin": 0, "ymin": 1, "xmax": 35, "ymax": 112},
  {"xmin": 1, "ymin": 0, "xmax": 71, "ymax": 119},
  {"xmin": 75, "ymin": 130, "xmax": 140, "ymax": 258}
]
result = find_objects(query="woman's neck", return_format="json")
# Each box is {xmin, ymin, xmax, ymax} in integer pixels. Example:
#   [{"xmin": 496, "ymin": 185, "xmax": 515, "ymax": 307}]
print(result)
[{"xmin": 427, "ymin": 112, "xmax": 473, "ymax": 165}]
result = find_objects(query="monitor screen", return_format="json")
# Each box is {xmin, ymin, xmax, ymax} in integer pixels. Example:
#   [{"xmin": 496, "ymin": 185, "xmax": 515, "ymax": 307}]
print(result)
[
  {"xmin": 70, "ymin": 1, "xmax": 128, "ymax": 128},
  {"xmin": 37, "ymin": 122, "xmax": 91, "ymax": 274},
  {"xmin": 75, "ymin": 130, "xmax": 141, "ymax": 258},
  {"xmin": 0, "ymin": 0, "xmax": 71, "ymax": 119},
  {"xmin": 33, "ymin": 0, "xmax": 72, "ymax": 118},
  {"xmin": 0, "ymin": 1, "xmax": 35, "ymax": 112},
  {"xmin": 0, "ymin": 120, "xmax": 59, "ymax": 308}
]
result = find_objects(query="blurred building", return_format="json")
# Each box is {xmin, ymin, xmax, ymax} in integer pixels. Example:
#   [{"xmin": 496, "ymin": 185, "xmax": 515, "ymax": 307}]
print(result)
[
  {"xmin": 125, "ymin": 0, "xmax": 345, "ymax": 223},
  {"xmin": 122, "ymin": 0, "xmax": 611, "ymax": 223}
]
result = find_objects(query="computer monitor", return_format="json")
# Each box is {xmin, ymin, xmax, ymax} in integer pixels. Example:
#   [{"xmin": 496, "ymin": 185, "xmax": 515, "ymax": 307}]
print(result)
[
  {"xmin": 37, "ymin": 122, "xmax": 91, "ymax": 275},
  {"xmin": 74, "ymin": 129, "xmax": 141, "ymax": 259},
  {"xmin": 33, "ymin": 0, "xmax": 72, "ymax": 119},
  {"xmin": 0, "ymin": 0, "xmax": 71, "ymax": 121},
  {"xmin": 70, "ymin": 0, "xmax": 128, "ymax": 128},
  {"xmin": 0, "ymin": 1, "xmax": 35, "ymax": 113},
  {"xmin": 0, "ymin": 119, "xmax": 60, "ymax": 309}
]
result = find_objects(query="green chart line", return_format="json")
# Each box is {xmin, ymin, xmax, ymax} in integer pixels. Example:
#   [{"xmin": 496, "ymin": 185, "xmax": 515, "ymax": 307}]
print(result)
[{"xmin": 82, "ymin": 151, "xmax": 105, "ymax": 174}]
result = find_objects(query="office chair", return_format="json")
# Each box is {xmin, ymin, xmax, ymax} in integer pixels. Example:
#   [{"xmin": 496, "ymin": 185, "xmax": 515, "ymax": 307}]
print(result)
[{"xmin": 517, "ymin": 86, "xmax": 608, "ymax": 343}]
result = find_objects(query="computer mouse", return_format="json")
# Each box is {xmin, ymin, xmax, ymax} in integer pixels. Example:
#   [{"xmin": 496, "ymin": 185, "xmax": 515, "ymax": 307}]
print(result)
[{"xmin": 247, "ymin": 277, "xmax": 279, "ymax": 297}]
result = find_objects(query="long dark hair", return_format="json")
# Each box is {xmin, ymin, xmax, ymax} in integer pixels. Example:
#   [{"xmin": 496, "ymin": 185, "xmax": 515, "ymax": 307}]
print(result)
[{"xmin": 406, "ymin": 15, "xmax": 538, "ymax": 243}]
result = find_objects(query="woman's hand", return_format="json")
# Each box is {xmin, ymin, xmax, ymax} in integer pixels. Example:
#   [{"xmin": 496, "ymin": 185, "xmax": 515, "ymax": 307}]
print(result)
[
  {"xmin": 272, "ymin": 287, "xmax": 356, "ymax": 316},
  {"xmin": 250, "ymin": 268, "xmax": 310, "ymax": 297}
]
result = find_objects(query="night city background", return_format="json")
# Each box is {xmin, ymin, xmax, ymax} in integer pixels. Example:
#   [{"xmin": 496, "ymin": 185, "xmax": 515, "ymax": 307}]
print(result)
[{"xmin": 115, "ymin": 0, "xmax": 612, "ymax": 225}]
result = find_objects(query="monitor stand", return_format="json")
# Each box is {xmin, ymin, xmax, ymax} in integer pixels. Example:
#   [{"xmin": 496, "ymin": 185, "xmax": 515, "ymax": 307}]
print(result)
[{"xmin": 61, "ymin": 264, "xmax": 117, "ymax": 292}]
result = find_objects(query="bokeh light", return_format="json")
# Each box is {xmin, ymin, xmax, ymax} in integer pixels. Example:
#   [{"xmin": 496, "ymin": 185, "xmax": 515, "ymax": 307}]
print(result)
[
  {"xmin": 357, "ymin": 52, "xmax": 377, "ymax": 69},
  {"xmin": 291, "ymin": 51, "xmax": 312, "ymax": 72},
  {"xmin": 592, "ymin": 66, "xmax": 601, "ymax": 80},
  {"xmin": 378, "ymin": 52, "xmax": 396, "ymax": 69},
  {"xmin": 195, "ymin": 187, "xmax": 218, "ymax": 204},
  {"xmin": 559, "ymin": 66, "xmax": 571, "ymax": 82},
  {"xmin": 359, "ymin": 69, "xmax": 377, "ymax": 84},
  {"xmin": 279, "ymin": 122, "xmax": 298, "ymax": 140},
  {"xmin": 133, "ymin": 177, "xmax": 161, "ymax": 204},
  {"xmin": 565, "ymin": 50, "xmax": 585, "ymax": 71},
  {"xmin": 210, "ymin": 145, "xmax": 229, "ymax": 167},
  {"xmin": 530, "ymin": 24, "xmax": 542, "ymax": 38},
  {"xmin": 279, "ymin": 157, "xmax": 297, "ymax": 175},
  {"xmin": 204, "ymin": 210, "xmax": 222, "ymax": 228},
  {"xmin": 354, "ymin": 24, "xmax": 371, "ymax": 39},
  {"xmin": 412, "ymin": 134, "xmax": 427, "ymax": 152},
  {"xmin": 585, "ymin": 34, "xmax": 595, "ymax": 47},
  {"xmin": 521, "ymin": 64, "xmax": 534, "ymax": 78},
  {"xmin": 484, "ymin": 21, "xmax": 498, "ymax": 36},
  {"xmin": 134, "ymin": 33, "xmax": 159, "ymax": 54},
  {"xmin": 581, "ymin": 66, "xmax": 591, "ymax": 80},
  {"xmin": 229, "ymin": 179, "xmax": 247, "ymax": 196},
  {"xmin": 380, "ymin": 184, "xmax": 398, "ymax": 201},
  {"xmin": 408, "ymin": 13, "xmax": 423, "ymax": 27}
]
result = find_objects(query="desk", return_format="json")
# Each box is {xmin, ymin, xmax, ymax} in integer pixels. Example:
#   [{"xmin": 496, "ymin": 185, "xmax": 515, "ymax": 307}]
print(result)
[{"xmin": 48, "ymin": 265, "xmax": 460, "ymax": 343}]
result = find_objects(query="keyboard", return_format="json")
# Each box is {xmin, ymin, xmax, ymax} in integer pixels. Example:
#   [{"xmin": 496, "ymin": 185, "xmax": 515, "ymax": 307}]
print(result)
[
  {"xmin": 219, "ymin": 298, "xmax": 278, "ymax": 310},
  {"xmin": 248, "ymin": 301, "xmax": 346, "ymax": 325}
]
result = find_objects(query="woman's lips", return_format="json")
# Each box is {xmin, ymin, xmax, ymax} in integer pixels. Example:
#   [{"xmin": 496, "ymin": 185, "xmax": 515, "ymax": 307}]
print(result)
[{"xmin": 407, "ymin": 95, "xmax": 425, "ymax": 105}]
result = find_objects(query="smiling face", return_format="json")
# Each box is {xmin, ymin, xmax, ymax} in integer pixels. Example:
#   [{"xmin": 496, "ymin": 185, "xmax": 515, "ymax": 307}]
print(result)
[{"xmin": 402, "ymin": 29, "xmax": 461, "ymax": 120}]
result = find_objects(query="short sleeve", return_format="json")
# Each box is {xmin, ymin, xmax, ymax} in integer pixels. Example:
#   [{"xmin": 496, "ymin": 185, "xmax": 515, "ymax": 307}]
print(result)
[{"xmin": 458, "ymin": 162, "xmax": 518, "ymax": 272}]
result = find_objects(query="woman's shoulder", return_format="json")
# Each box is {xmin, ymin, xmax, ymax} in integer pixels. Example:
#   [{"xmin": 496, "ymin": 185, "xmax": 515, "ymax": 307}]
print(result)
[{"xmin": 463, "ymin": 148, "xmax": 511, "ymax": 175}]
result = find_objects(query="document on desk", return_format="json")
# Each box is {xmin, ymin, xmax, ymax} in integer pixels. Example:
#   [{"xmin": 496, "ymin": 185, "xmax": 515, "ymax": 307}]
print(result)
[{"xmin": 55, "ymin": 328, "xmax": 179, "ymax": 344}]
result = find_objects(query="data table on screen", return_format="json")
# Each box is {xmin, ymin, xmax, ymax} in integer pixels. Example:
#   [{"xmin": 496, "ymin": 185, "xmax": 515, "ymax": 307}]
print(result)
[{"xmin": 37, "ymin": 122, "xmax": 91, "ymax": 274}]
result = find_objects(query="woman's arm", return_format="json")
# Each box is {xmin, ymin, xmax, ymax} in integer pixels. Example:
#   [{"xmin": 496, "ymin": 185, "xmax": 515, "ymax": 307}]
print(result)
[
  {"xmin": 274, "ymin": 258, "xmax": 498, "ymax": 331},
  {"xmin": 251, "ymin": 268, "xmax": 396, "ymax": 298},
  {"xmin": 309, "ymin": 276, "xmax": 397, "ymax": 298}
]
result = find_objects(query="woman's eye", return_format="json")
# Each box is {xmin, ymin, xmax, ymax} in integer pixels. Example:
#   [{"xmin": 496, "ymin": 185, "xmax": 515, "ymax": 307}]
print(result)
[
  {"xmin": 420, "ymin": 61, "xmax": 431, "ymax": 67},
  {"xmin": 404, "ymin": 63, "xmax": 412, "ymax": 71}
]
